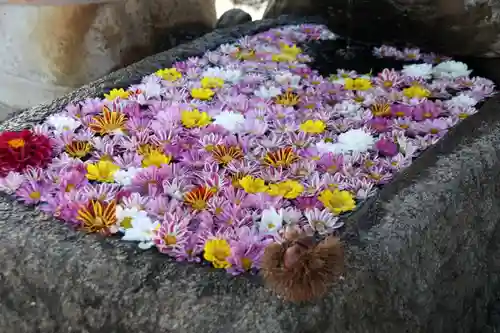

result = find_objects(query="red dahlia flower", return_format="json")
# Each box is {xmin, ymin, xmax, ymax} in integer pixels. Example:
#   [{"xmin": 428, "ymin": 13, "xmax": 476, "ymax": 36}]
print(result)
[{"xmin": 0, "ymin": 129, "xmax": 53, "ymax": 176}]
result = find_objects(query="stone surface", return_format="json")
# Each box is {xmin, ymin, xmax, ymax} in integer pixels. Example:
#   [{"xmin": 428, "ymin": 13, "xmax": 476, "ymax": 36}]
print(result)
[
  {"xmin": 1, "ymin": 15, "xmax": 500, "ymax": 333},
  {"xmin": 0, "ymin": 0, "xmax": 216, "ymax": 110},
  {"xmin": 216, "ymin": 8, "xmax": 253, "ymax": 29},
  {"xmin": 261, "ymin": 0, "xmax": 500, "ymax": 58}
]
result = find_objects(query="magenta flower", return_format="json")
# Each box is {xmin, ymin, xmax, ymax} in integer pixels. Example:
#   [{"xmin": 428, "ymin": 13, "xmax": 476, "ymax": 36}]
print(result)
[{"xmin": 375, "ymin": 138, "xmax": 399, "ymax": 157}]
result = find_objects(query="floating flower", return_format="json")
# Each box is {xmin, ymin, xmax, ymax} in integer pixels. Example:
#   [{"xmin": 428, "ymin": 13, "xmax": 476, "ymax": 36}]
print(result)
[
  {"xmin": 213, "ymin": 111, "xmax": 245, "ymax": 133},
  {"xmin": 433, "ymin": 60, "xmax": 471, "ymax": 79},
  {"xmin": 121, "ymin": 214, "xmax": 160, "ymax": 249},
  {"xmin": 211, "ymin": 144, "xmax": 244, "ymax": 165},
  {"xmin": 318, "ymin": 189, "xmax": 356, "ymax": 215},
  {"xmin": 275, "ymin": 91, "xmax": 300, "ymax": 106},
  {"xmin": 344, "ymin": 78, "xmax": 372, "ymax": 90},
  {"xmin": 259, "ymin": 207, "xmax": 284, "ymax": 233},
  {"xmin": 184, "ymin": 186, "xmax": 214, "ymax": 210},
  {"xmin": 304, "ymin": 208, "xmax": 343, "ymax": 234},
  {"xmin": 403, "ymin": 85, "xmax": 431, "ymax": 99},
  {"xmin": 181, "ymin": 109, "xmax": 212, "ymax": 128},
  {"xmin": 204, "ymin": 238, "xmax": 232, "ymax": 269},
  {"xmin": 267, "ymin": 180, "xmax": 304, "ymax": 199},
  {"xmin": 77, "ymin": 199, "xmax": 118, "ymax": 234},
  {"xmin": 299, "ymin": 120, "xmax": 326, "ymax": 134},
  {"xmin": 264, "ymin": 147, "xmax": 300, "ymax": 168},
  {"xmin": 190, "ymin": 88, "xmax": 215, "ymax": 100},
  {"xmin": 155, "ymin": 68, "xmax": 182, "ymax": 81},
  {"xmin": 142, "ymin": 150, "xmax": 172, "ymax": 168},
  {"xmin": 239, "ymin": 175, "xmax": 268, "ymax": 194},
  {"xmin": 0, "ymin": 130, "xmax": 53, "ymax": 176},
  {"xmin": 104, "ymin": 88, "xmax": 130, "ymax": 101},
  {"xmin": 89, "ymin": 107, "xmax": 127, "ymax": 135},
  {"xmin": 46, "ymin": 115, "xmax": 81, "ymax": 133},
  {"xmin": 86, "ymin": 160, "xmax": 120, "ymax": 183},
  {"xmin": 201, "ymin": 77, "xmax": 224, "ymax": 89},
  {"xmin": 65, "ymin": 140, "xmax": 92, "ymax": 159}
]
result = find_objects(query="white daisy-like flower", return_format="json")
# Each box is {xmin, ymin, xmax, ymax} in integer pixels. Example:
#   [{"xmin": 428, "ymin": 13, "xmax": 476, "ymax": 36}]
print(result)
[
  {"xmin": 304, "ymin": 208, "xmax": 343, "ymax": 234},
  {"xmin": 254, "ymin": 85, "xmax": 282, "ymax": 99},
  {"xmin": 433, "ymin": 60, "xmax": 472, "ymax": 79},
  {"xmin": 0, "ymin": 171, "xmax": 25, "ymax": 194},
  {"xmin": 121, "ymin": 216, "xmax": 160, "ymax": 250},
  {"xmin": 218, "ymin": 43, "xmax": 239, "ymax": 54},
  {"xmin": 259, "ymin": 207, "xmax": 284, "ymax": 234},
  {"xmin": 274, "ymin": 72, "xmax": 302, "ymax": 89},
  {"xmin": 445, "ymin": 93, "xmax": 478, "ymax": 109},
  {"xmin": 401, "ymin": 63, "xmax": 433, "ymax": 79},
  {"xmin": 202, "ymin": 67, "xmax": 242, "ymax": 83},
  {"xmin": 116, "ymin": 205, "xmax": 150, "ymax": 231},
  {"xmin": 113, "ymin": 167, "xmax": 141, "ymax": 186},
  {"xmin": 315, "ymin": 140, "xmax": 344, "ymax": 155},
  {"xmin": 46, "ymin": 114, "xmax": 81, "ymax": 134},
  {"xmin": 213, "ymin": 111, "xmax": 246, "ymax": 133},
  {"xmin": 333, "ymin": 100, "xmax": 362, "ymax": 117}
]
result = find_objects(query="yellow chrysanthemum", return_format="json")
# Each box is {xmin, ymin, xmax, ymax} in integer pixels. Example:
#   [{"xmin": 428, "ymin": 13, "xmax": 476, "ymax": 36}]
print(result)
[
  {"xmin": 299, "ymin": 120, "xmax": 326, "ymax": 134},
  {"xmin": 238, "ymin": 175, "xmax": 268, "ymax": 194},
  {"xmin": 104, "ymin": 88, "xmax": 130, "ymax": 101},
  {"xmin": 155, "ymin": 68, "xmax": 182, "ymax": 81},
  {"xmin": 76, "ymin": 200, "xmax": 117, "ymax": 234},
  {"xmin": 88, "ymin": 107, "xmax": 127, "ymax": 135},
  {"xmin": 402, "ymin": 85, "xmax": 430, "ymax": 99},
  {"xmin": 142, "ymin": 150, "xmax": 172, "ymax": 168},
  {"xmin": 318, "ymin": 189, "xmax": 356, "ymax": 215},
  {"xmin": 181, "ymin": 109, "xmax": 212, "ymax": 128},
  {"xmin": 267, "ymin": 180, "xmax": 304, "ymax": 199},
  {"xmin": 201, "ymin": 77, "xmax": 224, "ymax": 89},
  {"xmin": 190, "ymin": 88, "xmax": 215, "ymax": 100},
  {"xmin": 203, "ymin": 239, "xmax": 232, "ymax": 269},
  {"xmin": 344, "ymin": 78, "xmax": 372, "ymax": 91},
  {"xmin": 86, "ymin": 160, "xmax": 120, "ymax": 183}
]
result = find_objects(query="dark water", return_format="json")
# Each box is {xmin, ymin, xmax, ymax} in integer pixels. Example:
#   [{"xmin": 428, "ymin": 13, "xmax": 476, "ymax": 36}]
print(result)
[{"xmin": 301, "ymin": 38, "xmax": 414, "ymax": 76}]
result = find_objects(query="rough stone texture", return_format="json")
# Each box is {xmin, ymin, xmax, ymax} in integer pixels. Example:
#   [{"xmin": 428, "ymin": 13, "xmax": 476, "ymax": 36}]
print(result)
[
  {"xmin": 261, "ymin": 0, "xmax": 500, "ymax": 58},
  {"xmin": 1, "ymin": 15, "xmax": 500, "ymax": 333},
  {"xmin": 216, "ymin": 8, "xmax": 253, "ymax": 29},
  {"xmin": 0, "ymin": 0, "xmax": 216, "ymax": 109}
]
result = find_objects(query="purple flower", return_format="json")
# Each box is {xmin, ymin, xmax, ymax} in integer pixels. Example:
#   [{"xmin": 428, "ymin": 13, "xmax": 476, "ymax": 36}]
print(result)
[
  {"xmin": 375, "ymin": 138, "xmax": 399, "ymax": 157},
  {"xmin": 412, "ymin": 101, "xmax": 442, "ymax": 121},
  {"xmin": 227, "ymin": 227, "xmax": 266, "ymax": 275}
]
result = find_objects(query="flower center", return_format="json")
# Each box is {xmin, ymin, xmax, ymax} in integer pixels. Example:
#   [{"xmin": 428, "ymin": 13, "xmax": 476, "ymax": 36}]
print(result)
[
  {"xmin": 264, "ymin": 147, "xmax": 300, "ymax": 168},
  {"xmin": 121, "ymin": 216, "xmax": 133, "ymax": 229},
  {"xmin": 8, "ymin": 138, "xmax": 25, "ymax": 149},
  {"xmin": 29, "ymin": 191, "xmax": 41, "ymax": 200},
  {"xmin": 164, "ymin": 234, "xmax": 177, "ymax": 246}
]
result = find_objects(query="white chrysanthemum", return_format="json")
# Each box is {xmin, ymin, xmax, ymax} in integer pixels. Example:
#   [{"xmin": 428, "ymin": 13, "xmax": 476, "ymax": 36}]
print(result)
[
  {"xmin": 213, "ymin": 111, "xmax": 246, "ymax": 133},
  {"xmin": 259, "ymin": 207, "xmax": 284, "ymax": 234},
  {"xmin": 274, "ymin": 72, "xmax": 302, "ymax": 88},
  {"xmin": 46, "ymin": 114, "xmax": 81, "ymax": 133},
  {"xmin": 254, "ymin": 85, "xmax": 282, "ymax": 99},
  {"xmin": 337, "ymin": 128, "xmax": 376, "ymax": 152},
  {"xmin": 433, "ymin": 60, "xmax": 471, "ymax": 79},
  {"xmin": 401, "ymin": 63, "xmax": 433, "ymax": 79},
  {"xmin": 202, "ymin": 67, "xmax": 242, "ymax": 83},
  {"xmin": 316, "ymin": 129, "xmax": 375, "ymax": 155},
  {"xmin": 114, "ymin": 167, "xmax": 141, "ymax": 186},
  {"xmin": 445, "ymin": 93, "xmax": 478, "ymax": 109},
  {"xmin": 121, "ymin": 216, "xmax": 160, "ymax": 250},
  {"xmin": 333, "ymin": 100, "xmax": 362, "ymax": 117},
  {"xmin": 218, "ymin": 43, "xmax": 239, "ymax": 54}
]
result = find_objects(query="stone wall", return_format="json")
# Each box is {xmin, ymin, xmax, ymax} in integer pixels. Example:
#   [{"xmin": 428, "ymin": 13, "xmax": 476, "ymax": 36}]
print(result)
[{"xmin": 1, "ymin": 15, "xmax": 500, "ymax": 333}]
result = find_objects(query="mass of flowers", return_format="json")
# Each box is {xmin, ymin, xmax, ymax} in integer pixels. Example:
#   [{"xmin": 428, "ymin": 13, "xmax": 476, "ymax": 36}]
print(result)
[{"xmin": 0, "ymin": 24, "xmax": 495, "ymax": 275}]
